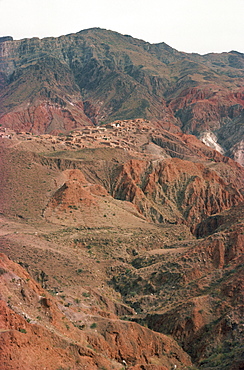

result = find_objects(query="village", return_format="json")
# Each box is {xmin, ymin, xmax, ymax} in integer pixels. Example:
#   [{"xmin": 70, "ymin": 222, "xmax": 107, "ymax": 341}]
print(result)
[{"xmin": 0, "ymin": 118, "xmax": 162, "ymax": 154}]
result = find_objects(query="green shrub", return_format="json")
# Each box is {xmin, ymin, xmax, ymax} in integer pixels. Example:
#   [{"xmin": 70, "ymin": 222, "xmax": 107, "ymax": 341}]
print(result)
[{"xmin": 19, "ymin": 328, "xmax": 27, "ymax": 333}]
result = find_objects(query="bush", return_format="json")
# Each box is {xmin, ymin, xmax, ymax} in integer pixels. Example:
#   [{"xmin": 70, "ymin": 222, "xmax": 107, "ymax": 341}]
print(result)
[
  {"xmin": 0, "ymin": 268, "xmax": 7, "ymax": 275},
  {"xmin": 19, "ymin": 328, "xmax": 27, "ymax": 333}
]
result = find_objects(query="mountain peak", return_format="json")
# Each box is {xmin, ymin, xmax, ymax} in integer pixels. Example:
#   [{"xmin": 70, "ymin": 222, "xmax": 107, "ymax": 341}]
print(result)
[{"xmin": 0, "ymin": 36, "xmax": 13, "ymax": 43}]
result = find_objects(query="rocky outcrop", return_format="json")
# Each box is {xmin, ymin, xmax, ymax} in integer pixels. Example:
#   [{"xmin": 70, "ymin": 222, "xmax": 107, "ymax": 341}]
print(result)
[
  {"xmin": 87, "ymin": 318, "xmax": 192, "ymax": 369},
  {"xmin": 199, "ymin": 131, "xmax": 225, "ymax": 154}
]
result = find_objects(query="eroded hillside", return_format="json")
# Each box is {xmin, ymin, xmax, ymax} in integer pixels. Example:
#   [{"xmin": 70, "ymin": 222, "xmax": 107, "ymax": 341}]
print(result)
[{"xmin": 0, "ymin": 122, "xmax": 243, "ymax": 369}]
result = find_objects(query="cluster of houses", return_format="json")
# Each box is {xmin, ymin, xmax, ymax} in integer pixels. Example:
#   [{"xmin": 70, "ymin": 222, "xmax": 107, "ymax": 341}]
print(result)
[
  {"xmin": 0, "ymin": 119, "xmax": 160, "ymax": 152},
  {"xmin": 0, "ymin": 127, "xmax": 15, "ymax": 139}
]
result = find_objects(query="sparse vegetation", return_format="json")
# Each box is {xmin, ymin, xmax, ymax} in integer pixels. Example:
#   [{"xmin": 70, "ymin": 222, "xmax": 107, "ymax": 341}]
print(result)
[{"xmin": 82, "ymin": 292, "xmax": 90, "ymax": 298}]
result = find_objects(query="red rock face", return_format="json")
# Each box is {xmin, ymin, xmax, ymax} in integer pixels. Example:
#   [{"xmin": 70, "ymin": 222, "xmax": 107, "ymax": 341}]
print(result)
[
  {"xmin": 0, "ymin": 101, "xmax": 92, "ymax": 134},
  {"xmin": 87, "ymin": 319, "xmax": 192, "ymax": 369},
  {"xmin": 169, "ymin": 87, "xmax": 244, "ymax": 134},
  {"xmin": 112, "ymin": 157, "xmax": 244, "ymax": 229}
]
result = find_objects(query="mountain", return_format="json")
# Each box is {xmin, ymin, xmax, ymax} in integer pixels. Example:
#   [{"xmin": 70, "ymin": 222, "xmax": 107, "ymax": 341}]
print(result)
[{"xmin": 0, "ymin": 28, "xmax": 243, "ymax": 164}]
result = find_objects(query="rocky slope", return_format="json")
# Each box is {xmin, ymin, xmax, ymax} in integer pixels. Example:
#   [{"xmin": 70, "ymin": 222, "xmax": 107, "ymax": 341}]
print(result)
[
  {"xmin": 112, "ymin": 157, "xmax": 243, "ymax": 231},
  {"xmin": 0, "ymin": 253, "xmax": 192, "ymax": 370},
  {"xmin": 111, "ymin": 204, "xmax": 244, "ymax": 369},
  {"xmin": 0, "ymin": 28, "xmax": 243, "ymax": 163}
]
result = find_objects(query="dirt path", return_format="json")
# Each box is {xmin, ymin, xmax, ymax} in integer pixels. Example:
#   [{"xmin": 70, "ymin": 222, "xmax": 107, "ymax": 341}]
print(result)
[
  {"xmin": 0, "ymin": 215, "xmax": 63, "ymax": 236},
  {"xmin": 146, "ymin": 247, "xmax": 189, "ymax": 255}
]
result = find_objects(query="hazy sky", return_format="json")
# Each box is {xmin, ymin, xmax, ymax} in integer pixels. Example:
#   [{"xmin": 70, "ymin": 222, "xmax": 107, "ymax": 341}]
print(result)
[{"xmin": 1, "ymin": 0, "xmax": 244, "ymax": 54}]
